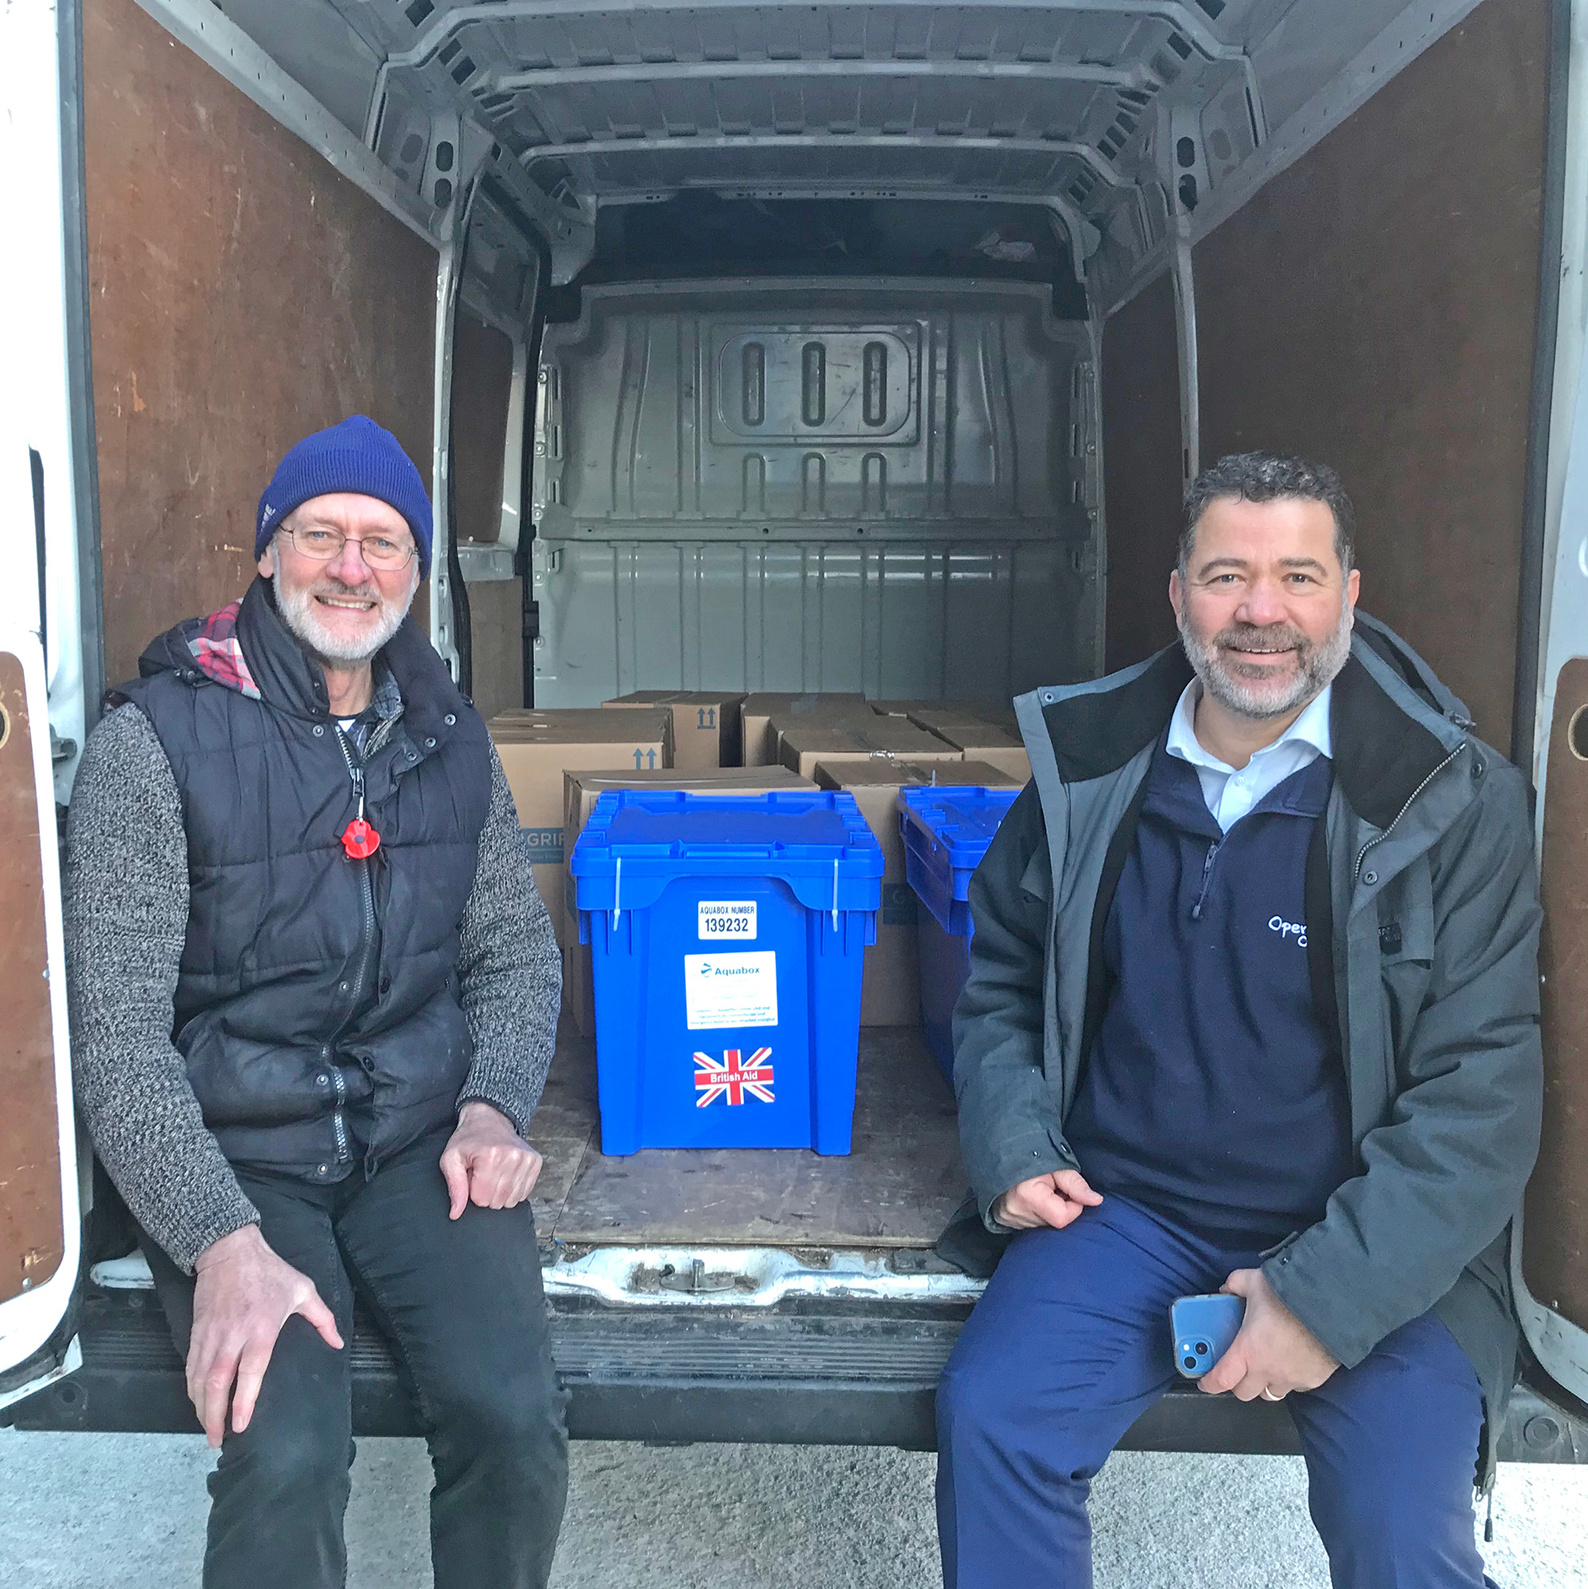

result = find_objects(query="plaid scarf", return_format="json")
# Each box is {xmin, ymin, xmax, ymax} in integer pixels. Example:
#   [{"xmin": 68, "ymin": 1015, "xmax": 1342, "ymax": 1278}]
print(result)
[{"xmin": 187, "ymin": 600, "xmax": 260, "ymax": 700}]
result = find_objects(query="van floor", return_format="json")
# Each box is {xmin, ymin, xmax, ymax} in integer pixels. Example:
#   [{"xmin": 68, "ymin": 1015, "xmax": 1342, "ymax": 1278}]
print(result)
[{"xmin": 528, "ymin": 1019, "xmax": 969, "ymax": 1248}]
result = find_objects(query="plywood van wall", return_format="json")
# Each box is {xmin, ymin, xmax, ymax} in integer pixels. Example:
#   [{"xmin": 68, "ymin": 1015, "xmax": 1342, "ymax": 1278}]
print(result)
[
  {"xmin": 83, "ymin": 0, "xmax": 437, "ymax": 687},
  {"xmin": 1100, "ymin": 273, "xmax": 1183, "ymax": 672},
  {"xmin": 1193, "ymin": 0, "xmax": 1547, "ymax": 751}
]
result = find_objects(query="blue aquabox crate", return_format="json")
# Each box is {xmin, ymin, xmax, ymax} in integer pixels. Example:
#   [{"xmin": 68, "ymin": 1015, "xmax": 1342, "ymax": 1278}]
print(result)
[
  {"xmin": 899, "ymin": 785, "xmax": 1023, "ymax": 1081},
  {"xmin": 570, "ymin": 791, "xmax": 883, "ymax": 1155}
]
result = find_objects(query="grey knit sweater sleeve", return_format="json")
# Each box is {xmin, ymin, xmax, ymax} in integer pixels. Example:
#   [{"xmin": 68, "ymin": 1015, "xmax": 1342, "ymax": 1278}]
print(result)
[
  {"xmin": 453, "ymin": 743, "xmax": 562, "ymax": 1135},
  {"xmin": 64, "ymin": 704, "xmax": 261, "ymax": 1273}
]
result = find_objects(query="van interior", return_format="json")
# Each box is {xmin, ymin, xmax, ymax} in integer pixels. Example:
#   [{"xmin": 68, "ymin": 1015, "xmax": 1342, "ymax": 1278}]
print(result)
[{"xmin": 39, "ymin": 0, "xmax": 1585, "ymax": 1442}]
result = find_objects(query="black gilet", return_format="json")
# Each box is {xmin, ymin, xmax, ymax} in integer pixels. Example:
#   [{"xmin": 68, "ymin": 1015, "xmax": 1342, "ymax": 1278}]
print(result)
[{"xmin": 113, "ymin": 578, "xmax": 492, "ymax": 1182}]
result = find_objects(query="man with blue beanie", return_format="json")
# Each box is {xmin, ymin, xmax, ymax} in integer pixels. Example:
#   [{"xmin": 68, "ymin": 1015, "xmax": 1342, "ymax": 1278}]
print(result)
[
  {"xmin": 64, "ymin": 416, "xmax": 569, "ymax": 1588},
  {"xmin": 940, "ymin": 453, "xmax": 1542, "ymax": 1587}
]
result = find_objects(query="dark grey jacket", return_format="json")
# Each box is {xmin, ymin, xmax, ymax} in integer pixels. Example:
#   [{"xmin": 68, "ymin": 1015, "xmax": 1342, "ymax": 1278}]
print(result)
[{"xmin": 954, "ymin": 614, "xmax": 1543, "ymax": 1450}]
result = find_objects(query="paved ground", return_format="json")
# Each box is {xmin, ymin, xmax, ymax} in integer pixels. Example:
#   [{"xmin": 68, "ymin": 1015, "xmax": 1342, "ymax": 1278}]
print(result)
[{"xmin": 1, "ymin": 1429, "xmax": 1584, "ymax": 1587}]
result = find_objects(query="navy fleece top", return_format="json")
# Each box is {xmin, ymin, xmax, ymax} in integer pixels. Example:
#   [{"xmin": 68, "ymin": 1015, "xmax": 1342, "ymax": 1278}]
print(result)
[{"xmin": 1064, "ymin": 743, "xmax": 1353, "ymax": 1248}]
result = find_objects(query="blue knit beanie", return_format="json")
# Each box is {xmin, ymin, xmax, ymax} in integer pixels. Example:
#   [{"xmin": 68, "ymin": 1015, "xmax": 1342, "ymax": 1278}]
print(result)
[{"xmin": 256, "ymin": 416, "xmax": 433, "ymax": 578}]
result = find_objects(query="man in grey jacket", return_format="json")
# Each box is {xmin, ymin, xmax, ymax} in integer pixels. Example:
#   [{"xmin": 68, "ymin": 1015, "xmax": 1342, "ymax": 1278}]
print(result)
[
  {"xmin": 65, "ymin": 417, "xmax": 567, "ymax": 1589},
  {"xmin": 937, "ymin": 452, "xmax": 1542, "ymax": 1589}
]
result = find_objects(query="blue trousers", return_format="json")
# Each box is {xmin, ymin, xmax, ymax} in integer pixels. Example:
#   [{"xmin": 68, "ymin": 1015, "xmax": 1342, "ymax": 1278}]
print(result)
[{"xmin": 936, "ymin": 1195, "xmax": 1496, "ymax": 1589}]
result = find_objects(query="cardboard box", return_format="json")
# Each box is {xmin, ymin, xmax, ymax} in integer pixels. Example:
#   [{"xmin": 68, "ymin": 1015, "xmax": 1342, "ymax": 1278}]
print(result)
[
  {"xmin": 489, "ymin": 709, "xmax": 673, "ymax": 946},
  {"xmin": 812, "ymin": 758, "xmax": 1020, "ymax": 1025},
  {"xmin": 868, "ymin": 698, "xmax": 1009, "ymax": 721},
  {"xmin": 908, "ymin": 713, "xmax": 1031, "ymax": 782},
  {"xmin": 602, "ymin": 690, "xmax": 747, "ymax": 771},
  {"xmin": 906, "ymin": 702, "xmax": 1020, "ymax": 731},
  {"xmin": 776, "ymin": 716, "xmax": 963, "ymax": 780},
  {"xmin": 740, "ymin": 692, "xmax": 868, "ymax": 766},
  {"xmin": 558, "ymin": 765, "xmax": 818, "ymax": 1035}
]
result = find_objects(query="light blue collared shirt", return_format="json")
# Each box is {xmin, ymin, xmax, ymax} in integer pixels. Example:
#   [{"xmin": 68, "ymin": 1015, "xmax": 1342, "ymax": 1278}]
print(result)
[{"xmin": 1165, "ymin": 681, "xmax": 1333, "ymax": 833}]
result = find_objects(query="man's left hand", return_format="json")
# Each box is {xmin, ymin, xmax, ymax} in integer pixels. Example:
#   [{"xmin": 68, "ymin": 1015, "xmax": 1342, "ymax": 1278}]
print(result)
[
  {"xmin": 1198, "ymin": 1267, "xmax": 1340, "ymax": 1401},
  {"xmin": 439, "ymin": 1101, "xmax": 543, "ymax": 1220}
]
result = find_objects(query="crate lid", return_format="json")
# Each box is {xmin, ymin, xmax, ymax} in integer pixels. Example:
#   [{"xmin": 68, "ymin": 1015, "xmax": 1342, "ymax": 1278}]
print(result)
[
  {"xmin": 899, "ymin": 785, "xmax": 1022, "ymax": 872},
  {"xmin": 570, "ymin": 790, "xmax": 882, "ymax": 915}
]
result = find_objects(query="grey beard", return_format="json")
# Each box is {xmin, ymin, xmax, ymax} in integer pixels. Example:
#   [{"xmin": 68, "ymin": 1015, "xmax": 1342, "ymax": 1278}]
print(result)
[
  {"xmin": 272, "ymin": 570, "xmax": 410, "ymax": 667},
  {"xmin": 1179, "ymin": 598, "xmax": 1354, "ymax": 722}
]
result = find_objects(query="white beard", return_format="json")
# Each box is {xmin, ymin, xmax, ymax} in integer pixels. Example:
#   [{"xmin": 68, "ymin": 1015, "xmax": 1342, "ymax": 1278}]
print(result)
[
  {"xmin": 272, "ymin": 570, "xmax": 412, "ymax": 666},
  {"xmin": 1178, "ymin": 594, "xmax": 1354, "ymax": 721}
]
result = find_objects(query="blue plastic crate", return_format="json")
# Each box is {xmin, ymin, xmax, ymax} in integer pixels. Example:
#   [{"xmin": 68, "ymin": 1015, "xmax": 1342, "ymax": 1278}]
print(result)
[
  {"xmin": 570, "ymin": 790, "xmax": 883, "ymax": 1154},
  {"xmin": 898, "ymin": 785, "xmax": 1023, "ymax": 1080}
]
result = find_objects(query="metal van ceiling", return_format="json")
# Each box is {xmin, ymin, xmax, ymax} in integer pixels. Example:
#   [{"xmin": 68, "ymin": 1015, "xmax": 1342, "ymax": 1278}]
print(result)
[{"xmin": 249, "ymin": 0, "xmax": 1478, "ymax": 299}]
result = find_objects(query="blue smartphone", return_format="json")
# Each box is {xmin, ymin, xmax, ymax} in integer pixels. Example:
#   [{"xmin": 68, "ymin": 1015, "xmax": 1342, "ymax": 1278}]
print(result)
[{"xmin": 1171, "ymin": 1293, "xmax": 1245, "ymax": 1379}]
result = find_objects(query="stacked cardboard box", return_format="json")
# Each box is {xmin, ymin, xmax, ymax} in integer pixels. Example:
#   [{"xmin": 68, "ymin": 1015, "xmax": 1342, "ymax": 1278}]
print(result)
[
  {"xmin": 777, "ymin": 715, "xmax": 963, "ymax": 780},
  {"xmin": 813, "ymin": 758, "xmax": 1021, "ymax": 1026},
  {"xmin": 907, "ymin": 707, "xmax": 1030, "ymax": 783},
  {"xmin": 871, "ymin": 695, "xmax": 1004, "ymax": 721},
  {"xmin": 740, "ymin": 692, "xmax": 867, "ymax": 766},
  {"xmin": 602, "ymin": 690, "xmax": 747, "ymax": 771},
  {"xmin": 488, "ymin": 708, "xmax": 673, "ymax": 945},
  {"xmin": 559, "ymin": 765, "xmax": 817, "ymax": 1034}
]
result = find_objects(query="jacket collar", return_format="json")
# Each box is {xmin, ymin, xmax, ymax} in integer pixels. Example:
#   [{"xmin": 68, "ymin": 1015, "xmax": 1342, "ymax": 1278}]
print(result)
[
  {"xmin": 1020, "ymin": 612, "xmax": 1472, "ymax": 830},
  {"xmin": 135, "ymin": 576, "xmax": 465, "ymax": 742}
]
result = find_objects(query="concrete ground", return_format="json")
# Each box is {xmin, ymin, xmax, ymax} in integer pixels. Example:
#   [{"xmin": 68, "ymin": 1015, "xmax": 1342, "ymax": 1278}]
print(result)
[{"xmin": 1, "ymin": 1429, "xmax": 1584, "ymax": 1587}]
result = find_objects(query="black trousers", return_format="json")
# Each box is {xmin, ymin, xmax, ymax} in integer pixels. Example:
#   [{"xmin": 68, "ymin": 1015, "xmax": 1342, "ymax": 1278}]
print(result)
[{"xmin": 143, "ymin": 1129, "xmax": 569, "ymax": 1589}]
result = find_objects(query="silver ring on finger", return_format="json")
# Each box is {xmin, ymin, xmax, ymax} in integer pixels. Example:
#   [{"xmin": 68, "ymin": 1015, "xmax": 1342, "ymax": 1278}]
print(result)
[{"xmin": 1260, "ymin": 1388, "xmax": 1284, "ymax": 1402}]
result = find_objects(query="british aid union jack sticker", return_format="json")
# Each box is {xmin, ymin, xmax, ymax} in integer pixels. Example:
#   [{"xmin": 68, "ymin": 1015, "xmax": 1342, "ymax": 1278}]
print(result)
[{"xmin": 693, "ymin": 1048, "xmax": 775, "ymax": 1107}]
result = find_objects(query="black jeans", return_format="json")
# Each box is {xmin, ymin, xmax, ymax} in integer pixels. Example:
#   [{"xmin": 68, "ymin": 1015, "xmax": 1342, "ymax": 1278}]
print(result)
[{"xmin": 143, "ymin": 1129, "xmax": 569, "ymax": 1589}]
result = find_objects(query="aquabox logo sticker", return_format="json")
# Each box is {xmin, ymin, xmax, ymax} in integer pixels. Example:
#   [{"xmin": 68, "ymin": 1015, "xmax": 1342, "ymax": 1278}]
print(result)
[{"xmin": 693, "ymin": 1048, "xmax": 775, "ymax": 1107}]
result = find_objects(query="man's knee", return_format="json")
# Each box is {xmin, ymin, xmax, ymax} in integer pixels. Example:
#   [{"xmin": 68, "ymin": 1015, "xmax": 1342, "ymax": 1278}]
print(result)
[
  {"xmin": 1307, "ymin": 1442, "xmax": 1481, "ymax": 1576},
  {"xmin": 938, "ymin": 1343, "xmax": 1039, "ymax": 1460},
  {"xmin": 427, "ymin": 1357, "xmax": 569, "ymax": 1476},
  {"xmin": 217, "ymin": 1417, "xmax": 353, "ymax": 1507}
]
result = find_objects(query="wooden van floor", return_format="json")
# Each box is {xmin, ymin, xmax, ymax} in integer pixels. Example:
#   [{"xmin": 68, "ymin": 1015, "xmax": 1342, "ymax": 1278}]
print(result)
[{"xmin": 528, "ymin": 1020, "xmax": 969, "ymax": 1248}]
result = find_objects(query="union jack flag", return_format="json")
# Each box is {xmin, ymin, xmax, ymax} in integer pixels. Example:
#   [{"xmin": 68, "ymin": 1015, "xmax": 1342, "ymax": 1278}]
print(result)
[{"xmin": 694, "ymin": 1047, "xmax": 775, "ymax": 1107}]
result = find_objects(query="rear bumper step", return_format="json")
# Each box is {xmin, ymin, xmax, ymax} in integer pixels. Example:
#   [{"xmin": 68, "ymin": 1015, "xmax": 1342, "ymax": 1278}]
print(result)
[{"xmin": 6, "ymin": 1290, "xmax": 1585, "ymax": 1460}]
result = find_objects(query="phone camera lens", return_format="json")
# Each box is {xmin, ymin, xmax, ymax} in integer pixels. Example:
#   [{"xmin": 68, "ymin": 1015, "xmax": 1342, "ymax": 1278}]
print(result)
[
  {"xmin": 1195, "ymin": 1342, "xmax": 1209, "ymax": 1355},
  {"xmin": 1183, "ymin": 1356, "xmax": 1198, "ymax": 1370}
]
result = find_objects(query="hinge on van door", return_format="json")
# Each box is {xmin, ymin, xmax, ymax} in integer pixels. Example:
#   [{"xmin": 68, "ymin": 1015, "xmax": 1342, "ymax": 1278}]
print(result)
[
  {"xmin": 656, "ymin": 1258, "xmax": 739, "ymax": 1295},
  {"xmin": 524, "ymin": 601, "xmax": 540, "ymax": 642}
]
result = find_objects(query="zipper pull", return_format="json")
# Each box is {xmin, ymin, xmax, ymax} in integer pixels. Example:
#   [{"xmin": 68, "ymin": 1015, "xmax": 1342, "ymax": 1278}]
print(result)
[
  {"xmin": 341, "ymin": 763, "xmax": 381, "ymax": 859},
  {"xmin": 1191, "ymin": 838, "xmax": 1221, "ymax": 921}
]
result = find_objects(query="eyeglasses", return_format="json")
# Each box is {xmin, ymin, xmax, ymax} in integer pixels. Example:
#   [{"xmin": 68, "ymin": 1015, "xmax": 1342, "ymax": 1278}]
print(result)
[{"xmin": 282, "ymin": 525, "xmax": 417, "ymax": 572}]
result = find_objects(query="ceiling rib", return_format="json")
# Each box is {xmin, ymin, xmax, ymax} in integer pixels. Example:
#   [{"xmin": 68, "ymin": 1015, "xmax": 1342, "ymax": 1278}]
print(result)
[
  {"xmin": 388, "ymin": 2, "xmax": 1241, "ymax": 70},
  {"xmin": 521, "ymin": 131, "xmax": 1125, "ymax": 187},
  {"xmin": 492, "ymin": 57, "xmax": 1159, "ymax": 93},
  {"xmin": 365, "ymin": 0, "xmax": 1255, "ymax": 138}
]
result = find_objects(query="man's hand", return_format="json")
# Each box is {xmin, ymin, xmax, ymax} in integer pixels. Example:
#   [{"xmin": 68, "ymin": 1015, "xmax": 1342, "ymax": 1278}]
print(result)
[
  {"xmin": 993, "ymin": 1169, "xmax": 1103, "ymax": 1231},
  {"xmin": 1198, "ymin": 1267, "xmax": 1340, "ymax": 1401},
  {"xmin": 188, "ymin": 1224, "xmax": 343, "ymax": 1449},
  {"xmin": 439, "ymin": 1100, "xmax": 543, "ymax": 1220}
]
